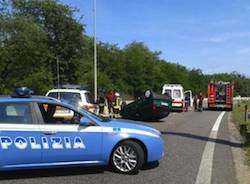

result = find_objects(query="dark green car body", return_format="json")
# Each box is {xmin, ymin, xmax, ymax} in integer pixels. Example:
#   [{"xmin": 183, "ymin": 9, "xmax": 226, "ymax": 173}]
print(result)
[{"xmin": 121, "ymin": 92, "xmax": 172, "ymax": 121}]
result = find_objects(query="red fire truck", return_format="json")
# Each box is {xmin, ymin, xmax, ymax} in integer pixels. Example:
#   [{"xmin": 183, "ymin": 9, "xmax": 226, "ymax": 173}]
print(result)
[{"xmin": 207, "ymin": 81, "xmax": 234, "ymax": 111}]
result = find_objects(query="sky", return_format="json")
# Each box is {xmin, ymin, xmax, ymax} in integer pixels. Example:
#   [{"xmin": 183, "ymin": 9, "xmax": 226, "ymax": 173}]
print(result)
[{"xmin": 61, "ymin": 0, "xmax": 250, "ymax": 75}]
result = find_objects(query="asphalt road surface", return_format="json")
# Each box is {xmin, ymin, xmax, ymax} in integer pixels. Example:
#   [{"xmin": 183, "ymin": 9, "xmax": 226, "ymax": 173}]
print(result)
[{"xmin": 0, "ymin": 109, "xmax": 241, "ymax": 184}]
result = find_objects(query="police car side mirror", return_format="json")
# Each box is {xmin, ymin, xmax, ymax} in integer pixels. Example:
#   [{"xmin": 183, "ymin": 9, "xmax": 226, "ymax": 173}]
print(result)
[{"xmin": 80, "ymin": 117, "xmax": 92, "ymax": 126}]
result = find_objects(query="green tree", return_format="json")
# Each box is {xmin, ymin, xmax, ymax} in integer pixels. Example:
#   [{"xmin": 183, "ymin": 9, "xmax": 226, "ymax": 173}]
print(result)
[
  {"xmin": 1, "ymin": 0, "xmax": 250, "ymax": 98},
  {"xmin": 12, "ymin": 0, "xmax": 86, "ymax": 85},
  {"xmin": 123, "ymin": 42, "xmax": 161, "ymax": 97},
  {"xmin": 0, "ymin": 16, "xmax": 52, "ymax": 94}
]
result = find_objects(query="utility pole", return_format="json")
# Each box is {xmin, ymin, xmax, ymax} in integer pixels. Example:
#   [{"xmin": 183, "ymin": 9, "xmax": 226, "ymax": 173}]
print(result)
[
  {"xmin": 57, "ymin": 56, "xmax": 60, "ymax": 89},
  {"xmin": 93, "ymin": 0, "xmax": 97, "ymax": 102}
]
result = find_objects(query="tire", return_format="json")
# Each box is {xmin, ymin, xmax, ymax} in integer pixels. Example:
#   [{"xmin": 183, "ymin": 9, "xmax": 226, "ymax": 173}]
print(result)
[{"xmin": 110, "ymin": 141, "xmax": 145, "ymax": 174}]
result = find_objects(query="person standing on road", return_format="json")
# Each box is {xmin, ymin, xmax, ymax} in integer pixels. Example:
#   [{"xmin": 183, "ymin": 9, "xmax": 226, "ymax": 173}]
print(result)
[
  {"xmin": 98, "ymin": 92, "xmax": 106, "ymax": 114},
  {"xmin": 198, "ymin": 92, "xmax": 204, "ymax": 111},
  {"xmin": 105, "ymin": 90, "xmax": 115, "ymax": 116},
  {"xmin": 184, "ymin": 95, "xmax": 190, "ymax": 112},
  {"xmin": 193, "ymin": 95, "xmax": 198, "ymax": 111}
]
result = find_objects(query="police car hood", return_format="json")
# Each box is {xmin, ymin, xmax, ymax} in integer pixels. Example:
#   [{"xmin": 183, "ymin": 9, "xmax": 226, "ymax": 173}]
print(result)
[{"xmin": 103, "ymin": 119, "xmax": 161, "ymax": 136}]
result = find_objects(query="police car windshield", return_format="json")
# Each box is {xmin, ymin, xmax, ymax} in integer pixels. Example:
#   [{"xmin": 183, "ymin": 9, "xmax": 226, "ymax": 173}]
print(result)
[
  {"xmin": 57, "ymin": 100, "xmax": 110, "ymax": 122},
  {"xmin": 78, "ymin": 108, "xmax": 110, "ymax": 122}
]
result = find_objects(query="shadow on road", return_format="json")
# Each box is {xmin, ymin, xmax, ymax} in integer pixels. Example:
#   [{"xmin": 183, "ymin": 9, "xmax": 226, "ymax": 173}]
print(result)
[
  {"xmin": 0, "ymin": 166, "xmax": 106, "ymax": 180},
  {"xmin": 142, "ymin": 161, "xmax": 159, "ymax": 170},
  {"xmin": 0, "ymin": 161, "xmax": 159, "ymax": 180},
  {"xmin": 161, "ymin": 131, "xmax": 242, "ymax": 148},
  {"xmin": 203, "ymin": 108, "xmax": 231, "ymax": 112}
]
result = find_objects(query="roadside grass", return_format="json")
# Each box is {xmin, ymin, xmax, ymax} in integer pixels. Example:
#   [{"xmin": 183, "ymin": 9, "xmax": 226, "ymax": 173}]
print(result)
[
  {"xmin": 232, "ymin": 100, "xmax": 250, "ymax": 165},
  {"xmin": 246, "ymin": 145, "xmax": 250, "ymax": 166}
]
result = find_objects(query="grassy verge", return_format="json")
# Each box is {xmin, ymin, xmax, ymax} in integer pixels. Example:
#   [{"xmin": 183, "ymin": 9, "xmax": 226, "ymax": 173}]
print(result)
[{"xmin": 232, "ymin": 100, "xmax": 250, "ymax": 165}]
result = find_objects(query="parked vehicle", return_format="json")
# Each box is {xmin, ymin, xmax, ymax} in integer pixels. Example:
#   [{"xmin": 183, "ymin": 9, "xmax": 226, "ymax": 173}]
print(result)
[
  {"xmin": 0, "ymin": 87, "xmax": 164, "ymax": 174},
  {"xmin": 162, "ymin": 84, "xmax": 187, "ymax": 111},
  {"xmin": 121, "ymin": 90, "xmax": 172, "ymax": 121},
  {"xmin": 46, "ymin": 85, "xmax": 96, "ymax": 112},
  {"xmin": 207, "ymin": 81, "xmax": 234, "ymax": 111}
]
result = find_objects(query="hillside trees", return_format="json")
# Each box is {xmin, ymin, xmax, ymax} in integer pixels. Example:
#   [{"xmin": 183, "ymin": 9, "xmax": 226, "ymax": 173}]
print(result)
[
  {"xmin": 12, "ymin": 0, "xmax": 86, "ymax": 85},
  {"xmin": 0, "ymin": 15, "xmax": 52, "ymax": 94},
  {"xmin": 1, "ymin": 0, "xmax": 250, "ymax": 97}
]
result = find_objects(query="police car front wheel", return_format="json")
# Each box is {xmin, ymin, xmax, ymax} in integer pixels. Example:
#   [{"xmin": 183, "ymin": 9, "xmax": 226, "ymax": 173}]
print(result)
[{"xmin": 111, "ymin": 141, "xmax": 145, "ymax": 174}]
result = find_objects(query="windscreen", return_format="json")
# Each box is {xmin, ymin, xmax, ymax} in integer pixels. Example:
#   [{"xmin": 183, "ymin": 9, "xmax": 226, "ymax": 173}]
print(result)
[
  {"xmin": 173, "ymin": 89, "xmax": 181, "ymax": 99},
  {"xmin": 164, "ymin": 89, "xmax": 172, "ymax": 96},
  {"xmin": 47, "ymin": 92, "xmax": 58, "ymax": 99},
  {"xmin": 216, "ymin": 84, "xmax": 226, "ymax": 102},
  {"xmin": 59, "ymin": 92, "xmax": 82, "ymax": 106},
  {"xmin": 85, "ymin": 92, "xmax": 94, "ymax": 104}
]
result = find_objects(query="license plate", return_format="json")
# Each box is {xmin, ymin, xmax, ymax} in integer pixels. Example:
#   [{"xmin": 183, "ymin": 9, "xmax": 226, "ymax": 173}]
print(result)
[
  {"xmin": 216, "ymin": 104, "xmax": 225, "ymax": 108},
  {"xmin": 161, "ymin": 102, "xmax": 169, "ymax": 106}
]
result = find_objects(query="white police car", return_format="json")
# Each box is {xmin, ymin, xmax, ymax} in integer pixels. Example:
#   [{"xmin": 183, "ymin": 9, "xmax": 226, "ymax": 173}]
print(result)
[
  {"xmin": 46, "ymin": 85, "xmax": 96, "ymax": 112},
  {"xmin": 0, "ymin": 88, "xmax": 164, "ymax": 174}
]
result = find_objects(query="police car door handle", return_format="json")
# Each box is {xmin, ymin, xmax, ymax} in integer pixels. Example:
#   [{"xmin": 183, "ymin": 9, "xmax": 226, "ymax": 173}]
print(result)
[{"xmin": 43, "ymin": 131, "xmax": 57, "ymax": 135}]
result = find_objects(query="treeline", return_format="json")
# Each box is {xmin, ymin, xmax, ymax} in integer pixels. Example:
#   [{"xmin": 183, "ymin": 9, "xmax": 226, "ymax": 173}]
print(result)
[{"xmin": 0, "ymin": 0, "xmax": 250, "ymax": 98}]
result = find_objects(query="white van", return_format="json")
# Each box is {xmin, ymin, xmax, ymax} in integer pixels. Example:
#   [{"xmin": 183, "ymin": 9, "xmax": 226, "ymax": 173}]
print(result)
[
  {"xmin": 162, "ymin": 84, "xmax": 193, "ymax": 111},
  {"xmin": 162, "ymin": 84, "xmax": 184, "ymax": 111}
]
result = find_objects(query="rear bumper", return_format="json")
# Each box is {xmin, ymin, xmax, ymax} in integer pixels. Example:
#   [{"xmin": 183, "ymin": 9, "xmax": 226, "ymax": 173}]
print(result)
[
  {"xmin": 171, "ymin": 106, "xmax": 183, "ymax": 111},
  {"xmin": 208, "ymin": 103, "xmax": 232, "ymax": 108},
  {"xmin": 172, "ymin": 103, "xmax": 183, "ymax": 107}
]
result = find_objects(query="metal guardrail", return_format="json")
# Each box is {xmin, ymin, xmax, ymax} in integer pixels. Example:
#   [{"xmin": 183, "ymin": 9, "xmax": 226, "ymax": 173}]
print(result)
[
  {"xmin": 241, "ymin": 103, "xmax": 250, "ymax": 141},
  {"xmin": 126, "ymin": 97, "xmax": 250, "ymax": 106},
  {"xmin": 234, "ymin": 97, "xmax": 250, "ymax": 101}
]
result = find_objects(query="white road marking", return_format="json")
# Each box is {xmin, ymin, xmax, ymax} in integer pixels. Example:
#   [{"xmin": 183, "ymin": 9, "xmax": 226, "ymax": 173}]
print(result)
[
  {"xmin": 212, "ymin": 112, "xmax": 226, "ymax": 131},
  {"xmin": 195, "ymin": 111, "xmax": 226, "ymax": 184}
]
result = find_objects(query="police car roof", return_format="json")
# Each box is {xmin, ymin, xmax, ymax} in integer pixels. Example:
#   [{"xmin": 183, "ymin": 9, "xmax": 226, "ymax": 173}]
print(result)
[
  {"xmin": 0, "ymin": 96, "xmax": 61, "ymax": 104},
  {"xmin": 0, "ymin": 96, "xmax": 83, "ymax": 112},
  {"xmin": 46, "ymin": 88, "xmax": 89, "ymax": 94}
]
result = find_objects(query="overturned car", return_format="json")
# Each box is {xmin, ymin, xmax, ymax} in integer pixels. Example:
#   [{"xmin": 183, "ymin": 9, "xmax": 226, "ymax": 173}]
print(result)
[{"xmin": 120, "ymin": 90, "xmax": 172, "ymax": 121}]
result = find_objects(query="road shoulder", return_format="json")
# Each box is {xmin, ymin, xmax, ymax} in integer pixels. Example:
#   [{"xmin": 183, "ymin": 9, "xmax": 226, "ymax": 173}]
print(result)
[{"xmin": 229, "ymin": 113, "xmax": 250, "ymax": 184}]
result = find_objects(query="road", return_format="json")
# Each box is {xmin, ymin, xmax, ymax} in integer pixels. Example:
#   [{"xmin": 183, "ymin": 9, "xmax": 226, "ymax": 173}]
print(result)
[{"xmin": 0, "ymin": 110, "xmax": 241, "ymax": 184}]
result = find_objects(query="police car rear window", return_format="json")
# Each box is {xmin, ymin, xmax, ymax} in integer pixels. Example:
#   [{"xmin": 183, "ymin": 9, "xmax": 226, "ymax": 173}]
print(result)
[{"xmin": 0, "ymin": 103, "xmax": 32, "ymax": 124}]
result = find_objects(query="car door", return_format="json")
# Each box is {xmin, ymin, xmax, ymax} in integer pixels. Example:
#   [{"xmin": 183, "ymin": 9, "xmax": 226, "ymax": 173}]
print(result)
[
  {"xmin": 0, "ymin": 102, "xmax": 42, "ymax": 168},
  {"xmin": 184, "ymin": 90, "xmax": 193, "ymax": 107},
  {"xmin": 35, "ymin": 102, "xmax": 102, "ymax": 164},
  {"xmin": 172, "ymin": 89, "xmax": 184, "ymax": 108}
]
